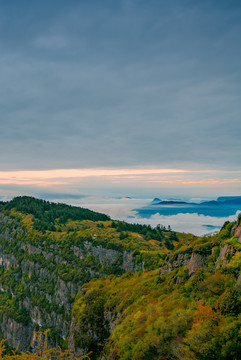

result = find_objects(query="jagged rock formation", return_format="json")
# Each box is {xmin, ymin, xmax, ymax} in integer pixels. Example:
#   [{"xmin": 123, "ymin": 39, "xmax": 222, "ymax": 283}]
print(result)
[{"xmin": 231, "ymin": 221, "xmax": 241, "ymax": 243}]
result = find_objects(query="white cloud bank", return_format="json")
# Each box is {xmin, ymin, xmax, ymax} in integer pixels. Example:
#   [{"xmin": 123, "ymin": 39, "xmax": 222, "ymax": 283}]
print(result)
[
  {"xmin": 123, "ymin": 211, "xmax": 241, "ymax": 236},
  {"xmin": 81, "ymin": 199, "xmax": 241, "ymax": 236}
]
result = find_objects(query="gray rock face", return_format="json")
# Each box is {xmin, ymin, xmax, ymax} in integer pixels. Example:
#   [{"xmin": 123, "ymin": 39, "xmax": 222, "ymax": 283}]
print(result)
[
  {"xmin": 160, "ymin": 252, "xmax": 205, "ymax": 277},
  {"xmin": 1, "ymin": 315, "xmax": 34, "ymax": 351},
  {"xmin": 215, "ymin": 244, "xmax": 235, "ymax": 269},
  {"xmin": 0, "ymin": 251, "xmax": 17, "ymax": 269},
  {"xmin": 22, "ymin": 260, "xmax": 41, "ymax": 277},
  {"xmin": 68, "ymin": 317, "xmax": 88, "ymax": 357},
  {"xmin": 122, "ymin": 251, "xmax": 136, "ymax": 272},
  {"xmin": 188, "ymin": 253, "xmax": 205, "ymax": 276},
  {"xmin": 160, "ymin": 253, "xmax": 192, "ymax": 275},
  {"xmin": 234, "ymin": 225, "xmax": 241, "ymax": 243},
  {"xmin": 160, "ymin": 263, "xmax": 172, "ymax": 275},
  {"xmin": 173, "ymin": 253, "xmax": 191, "ymax": 268},
  {"xmin": 89, "ymin": 244, "xmax": 119, "ymax": 265},
  {"xmin": 73, "ymin": 242, "xmax": 143, "ymax": 272}
]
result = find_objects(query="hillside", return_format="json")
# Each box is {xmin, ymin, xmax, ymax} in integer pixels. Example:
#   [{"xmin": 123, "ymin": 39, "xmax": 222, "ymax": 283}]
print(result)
[
  {"xmin": 0, "ymin": 196, "xmax": 182, "ymax": 353},
  {"xmin": 70, "ymin": 219, "xmax": 241, "ymax": 359},
  {"xmin": 0, "ymin": 196, "xmax": 240, "ymax": 359}
]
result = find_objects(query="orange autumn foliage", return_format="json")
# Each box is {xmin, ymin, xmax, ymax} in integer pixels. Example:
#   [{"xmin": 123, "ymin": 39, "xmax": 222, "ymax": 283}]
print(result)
[{"xmin": 192, "ymin": 302, "xmax": 218, "ymax": 328}]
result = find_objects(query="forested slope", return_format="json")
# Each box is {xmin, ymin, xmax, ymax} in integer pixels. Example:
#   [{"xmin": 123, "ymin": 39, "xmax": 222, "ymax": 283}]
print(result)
[
  {"xmin": 1, "ymin": 196, "xmax": 241, "ymax": 359},
  {"xmin": 0, "ymin": 196, "xmax": 180, "ymax": 353},
  {"xmin": 70, "ymin": 219, "xmax": 241, "ymax": 360}
]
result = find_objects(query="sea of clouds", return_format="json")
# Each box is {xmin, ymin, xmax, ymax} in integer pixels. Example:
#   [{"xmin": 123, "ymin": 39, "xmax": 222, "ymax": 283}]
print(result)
[
  {"xmin": 73, "ymin": 196, "xmax": 241, "ymax": 236},
  {"xmin": 4, "ymin": 192, "xmax": 239, "ymax": 237}
]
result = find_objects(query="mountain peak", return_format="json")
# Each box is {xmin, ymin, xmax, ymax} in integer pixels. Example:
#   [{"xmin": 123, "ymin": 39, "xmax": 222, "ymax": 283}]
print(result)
[{"xmin": 152, "ymin": 197, "xmax": 162, "ymax": 203}]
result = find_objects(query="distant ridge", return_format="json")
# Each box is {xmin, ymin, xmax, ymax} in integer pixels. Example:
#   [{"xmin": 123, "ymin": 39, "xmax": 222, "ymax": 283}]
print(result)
[
  {"xmin": 136, "ymin": 196, "xmax": 241, "ymax": 218},
  {"xmin": 151, "ymin": 197, "xmax": 162, "ymax": 203},
  {"xmin": 217, "ymin": 196, "xmax": 241, "ymax": 202},
  {"xmin": 154, "ymin": 200, "xmax": 190, "ymax": 205},
  {"xmin": 152, "ymin": 196, "xmax": 241, "ymax": 207}
]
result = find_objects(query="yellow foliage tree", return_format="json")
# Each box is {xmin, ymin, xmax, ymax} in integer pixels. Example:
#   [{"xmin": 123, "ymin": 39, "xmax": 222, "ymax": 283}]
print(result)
[{"xmin": 0, "ymin": 331, "xmax": 91, "ymax": 360}]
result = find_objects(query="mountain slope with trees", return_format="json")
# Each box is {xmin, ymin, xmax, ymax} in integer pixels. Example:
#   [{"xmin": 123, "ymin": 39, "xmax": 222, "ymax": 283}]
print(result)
[
  {"xmin": 69, "ymin": 219, "xmax": 241, "ymax": 360},
  {"xmin": 0, "ymin": 196, "xmax": 181, "ymax": 354},
  {"xmin": 0, "ymin": 197, "xmax": 240, "ymax": 359}
]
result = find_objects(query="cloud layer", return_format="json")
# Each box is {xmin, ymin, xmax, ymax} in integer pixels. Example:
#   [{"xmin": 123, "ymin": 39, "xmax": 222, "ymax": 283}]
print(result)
[
  {"xmin": 67, "ymin": 196, "xmax": 241, "ymax": 236},
  {"xmin": 0, "ymin": 1, "xmax": 240, "ymax": 170}
]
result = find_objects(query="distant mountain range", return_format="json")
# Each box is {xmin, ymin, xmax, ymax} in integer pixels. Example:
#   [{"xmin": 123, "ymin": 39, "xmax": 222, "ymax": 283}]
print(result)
[{"xmin": 134, "ymin": 196, "xmax": 241, "ymax": 217}]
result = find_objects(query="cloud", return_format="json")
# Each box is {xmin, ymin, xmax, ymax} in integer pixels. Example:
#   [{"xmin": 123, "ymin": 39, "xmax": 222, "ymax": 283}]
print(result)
[
  {"xmin": 33, "ymin": 36, "xmax": 68, "ymax": 49},
  {"xmin": 0, "ymin": 168, "xmax": 240, "ymax": 192},
  {"xmin": 74, "ymin": 195, "xmax": 241, "ymax": 236},
  {"xmin": 38, "ymin": 193, "xmax": 87, "ymax": 200},
  {"xmin": 0, "ymin": 185, "xmax": 240, "ymax": 236},
  {"xmin": 104, "ymin": 207, "xmax": 241, "ymax": 236},
  {"xmin": 0, "ymin": 1, "xmax": 240, "ymax": 170}
]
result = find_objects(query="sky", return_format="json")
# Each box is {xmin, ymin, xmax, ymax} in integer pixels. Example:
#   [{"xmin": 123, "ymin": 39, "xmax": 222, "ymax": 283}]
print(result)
[{"xmin": 0, "ymin": 0, "xmax": 241, "ymax": 224}]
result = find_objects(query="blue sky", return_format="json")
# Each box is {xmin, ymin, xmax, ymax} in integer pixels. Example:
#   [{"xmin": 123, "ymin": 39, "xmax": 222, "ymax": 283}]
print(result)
[{"xmin": 0, "ymin": 0, "xmax": 241, "ymax": 201}]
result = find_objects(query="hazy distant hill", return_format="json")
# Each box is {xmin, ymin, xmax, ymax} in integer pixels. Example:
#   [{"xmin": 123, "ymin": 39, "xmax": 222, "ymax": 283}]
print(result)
[{"xmin": 135, "ymin": 196, "xmax": 241, "ymax": 217}]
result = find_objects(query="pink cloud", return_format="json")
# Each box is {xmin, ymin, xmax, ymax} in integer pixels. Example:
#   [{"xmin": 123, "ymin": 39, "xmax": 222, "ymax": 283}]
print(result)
[{"xmin": 0, "ymin": 168, "xmax": 240, "ymax": 189}]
